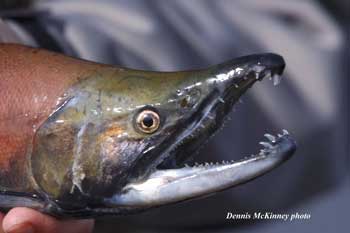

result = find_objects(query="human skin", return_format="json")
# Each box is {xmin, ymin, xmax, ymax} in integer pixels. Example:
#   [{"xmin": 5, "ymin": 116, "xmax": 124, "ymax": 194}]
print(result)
[{"xmin": 0, "ymin": 208, "xmax": 94, "ymax": 233}]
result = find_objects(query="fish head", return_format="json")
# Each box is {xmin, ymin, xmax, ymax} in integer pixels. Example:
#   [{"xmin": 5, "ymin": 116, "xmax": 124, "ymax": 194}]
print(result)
[{"xmin": 31, "ymin": 53, "xmax": 295, "ymax": 216}]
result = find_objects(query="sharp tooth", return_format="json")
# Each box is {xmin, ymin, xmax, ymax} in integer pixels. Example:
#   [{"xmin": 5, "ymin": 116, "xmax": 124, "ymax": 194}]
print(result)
[
  {"xmin": 255, "ymin": 72, "xmax": 259, "ymax": 80},
  {"xmin": 252, "ymin": 65, "xmax": 265, "ymax": 73},
  {"xmin": 207, "ymin": 114, "xmax": 215, "ymax": 120},
  {"xmin": 259, "ymin": 141, "xmax": 273, "ymax": 149},
  {"xmin": 260, "ymin": 148, "xmax": 270, "ymax": 155},
  {"xmin": 264, "ymin": 70, "xmax": 272, "ymax": 79},
  {"xmin": 282, "ymin": 129, "xmax": 289, "ymax": 135},
  {"xmin": 264, "ymin": 133, "xmax": 276, "ymax": 142},
  {"xmin": 218, "ymin": 97, "xmax": 225, "ymax": 103},
  {"xmin": 273, "ymin": 74, "xmax": 281, "ymax": 86}
]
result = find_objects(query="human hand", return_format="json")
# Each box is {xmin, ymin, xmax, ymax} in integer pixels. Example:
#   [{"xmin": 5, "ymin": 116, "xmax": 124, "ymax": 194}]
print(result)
[{"xmin": 0, "ymin": 208, "xmax": 94, "ymax": 233}]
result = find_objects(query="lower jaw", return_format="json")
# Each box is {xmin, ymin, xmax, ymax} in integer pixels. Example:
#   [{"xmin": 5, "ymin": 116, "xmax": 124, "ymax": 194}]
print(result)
[{"xmin": 104, "ymin": 130, "xmax": 295, "ymax": 209}]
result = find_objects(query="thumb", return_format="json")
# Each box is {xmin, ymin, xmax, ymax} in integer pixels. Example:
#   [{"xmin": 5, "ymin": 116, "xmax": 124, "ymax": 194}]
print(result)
[
  {"xmin": 2, "ymin": 208, "xmax": 94, "ymax": 233},
  {"xmin": 0, "ymin": 212, "xmax": 5, "ymax": 233}
]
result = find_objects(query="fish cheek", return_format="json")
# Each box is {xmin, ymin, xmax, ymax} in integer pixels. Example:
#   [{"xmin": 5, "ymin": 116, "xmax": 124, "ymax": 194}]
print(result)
[
  {"xmin": 31, "ymin": 118, "xmax": 79, "ymax": 206},
  {"xmin": 31, "ymin": 113, "xmax": 146, "ymax": 209},
  {"xmin": 31, "ymin": 118, "xmax": 106, "ymax": 206},
  {"xmin": 89, "ymin": 132, "xmax": 148, "ymax": 196}
]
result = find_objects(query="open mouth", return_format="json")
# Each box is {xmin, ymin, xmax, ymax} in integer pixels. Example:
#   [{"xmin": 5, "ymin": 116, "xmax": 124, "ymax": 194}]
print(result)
[
  {"xmin": 105, "ymin": 53, "xmax": 296, "ymax": 209},
  {"xmin": 157, "ymin": 55, "xmax": 289, "ymax": 170}
]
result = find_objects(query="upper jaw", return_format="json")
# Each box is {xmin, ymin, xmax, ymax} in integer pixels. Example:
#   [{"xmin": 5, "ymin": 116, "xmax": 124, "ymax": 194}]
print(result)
[
  {"xmin": 104, "ymin": 53, "xmax": 295, "ymax": 210},
  {"xmin": 158, "ymin": 53, "xmax": 287, "ymax": 169}
]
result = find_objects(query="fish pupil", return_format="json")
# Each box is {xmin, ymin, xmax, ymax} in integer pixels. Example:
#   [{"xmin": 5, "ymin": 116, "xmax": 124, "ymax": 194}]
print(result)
[{"xmin": 143, "ymin": 115, "xmax": 154, "ymax": 128}]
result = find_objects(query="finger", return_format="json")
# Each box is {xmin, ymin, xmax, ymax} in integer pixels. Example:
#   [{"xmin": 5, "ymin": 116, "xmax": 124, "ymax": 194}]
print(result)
[
  {"xmin": 0, "ymin": 212, "xmax": 5, "ymax": 233},
  {"xmin": 2, "ymin": 207, "xmax": 94, "ymax": 233}
]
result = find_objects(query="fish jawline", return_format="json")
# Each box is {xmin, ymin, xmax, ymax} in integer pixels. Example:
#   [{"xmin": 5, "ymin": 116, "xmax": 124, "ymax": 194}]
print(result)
[{"xmin": 104, "ymin": 130, "xmax": 296, "ymax": 208}]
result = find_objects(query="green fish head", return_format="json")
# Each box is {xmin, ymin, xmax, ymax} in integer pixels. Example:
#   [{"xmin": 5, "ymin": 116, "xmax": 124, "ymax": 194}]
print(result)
[{"xmin": 31, "ymin": 53, "xmax": 295, "ymax": 216}]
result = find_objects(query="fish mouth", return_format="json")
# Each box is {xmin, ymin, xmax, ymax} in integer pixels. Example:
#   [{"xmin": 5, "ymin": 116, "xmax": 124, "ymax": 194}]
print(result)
[
  {"xmin": 158, "ymin": 54, "xmax": 287, "ymax": 170},
  {"xmin": 105, "ymin": 53, "xmax": 296, "ymax": 209}
]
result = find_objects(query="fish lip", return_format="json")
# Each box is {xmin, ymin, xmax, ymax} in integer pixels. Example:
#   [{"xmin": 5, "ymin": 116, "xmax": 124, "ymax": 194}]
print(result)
[{"xmin": 157, "ymin": 53, "xmax": 286, "ymax": 169}]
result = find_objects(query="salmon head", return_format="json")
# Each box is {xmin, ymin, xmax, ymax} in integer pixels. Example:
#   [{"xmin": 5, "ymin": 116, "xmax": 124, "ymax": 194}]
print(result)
[{"xmin": 0, "ymin": 44, "xmax": 296, "ymax": 217}]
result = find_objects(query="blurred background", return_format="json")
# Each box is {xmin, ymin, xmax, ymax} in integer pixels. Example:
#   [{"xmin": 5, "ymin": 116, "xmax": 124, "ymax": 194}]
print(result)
[{"xmin": 0, "ymin": 0, "xmax": 348, "ymax": 232}]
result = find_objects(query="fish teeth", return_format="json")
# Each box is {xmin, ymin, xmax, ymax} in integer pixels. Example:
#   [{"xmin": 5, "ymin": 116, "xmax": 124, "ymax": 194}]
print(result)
[
  {"xmin": 264, "ymin": 70, "xmax": 272, "ymax": 79},
  {"xmin": 218, "ymin": 97, "xmax": 225, "ymax": 103},
  {"xmin": 222, "ymin": 160, "xmax": 229, "ymax": 165},
  {"xmin": 259, "ymin": 141, "xmax": 274, "ymax": 149},
  {"xmin": 264, "ymin": 133, "xmax": 276, "ymax": 142},
  {"xmin": 273, "ymin": 74, "xmax": 282, "ymax": 86},
  {"xmin": 207, "ymin": 114, "xmax": 215, "ymax": 120},
  {"xmin": 252, "ymin": 65, "xmax": 265, "ymax": 73},
  {"xmin": 259, "ymin": 149, "xmax": 269, "ymax": 155},
  {"xmin": 255, "ymin": 72, "xmax": 259, "ymax": 80}
]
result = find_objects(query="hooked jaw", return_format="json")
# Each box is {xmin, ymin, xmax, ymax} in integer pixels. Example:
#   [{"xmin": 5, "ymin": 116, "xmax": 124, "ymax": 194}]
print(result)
[
  {"xmin": 105, "ymin": 53, "xmax": 296, "ymax": 210},
  {"xmin": 107, "ymin": 131, "xmax": 295, "ymax": 207}
]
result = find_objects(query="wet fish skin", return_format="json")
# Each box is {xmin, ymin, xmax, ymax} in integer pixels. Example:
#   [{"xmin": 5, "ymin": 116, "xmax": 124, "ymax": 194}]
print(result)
[{"xmin": 0, "ymin": 43, "xmax": 295, "ymax": 217}]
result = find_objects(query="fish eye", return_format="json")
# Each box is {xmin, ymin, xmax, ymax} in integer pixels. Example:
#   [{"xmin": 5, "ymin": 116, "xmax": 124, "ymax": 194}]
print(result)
[{"xmin": 136, "ymin": 109, "xmax": 160, "ymax": 134}]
